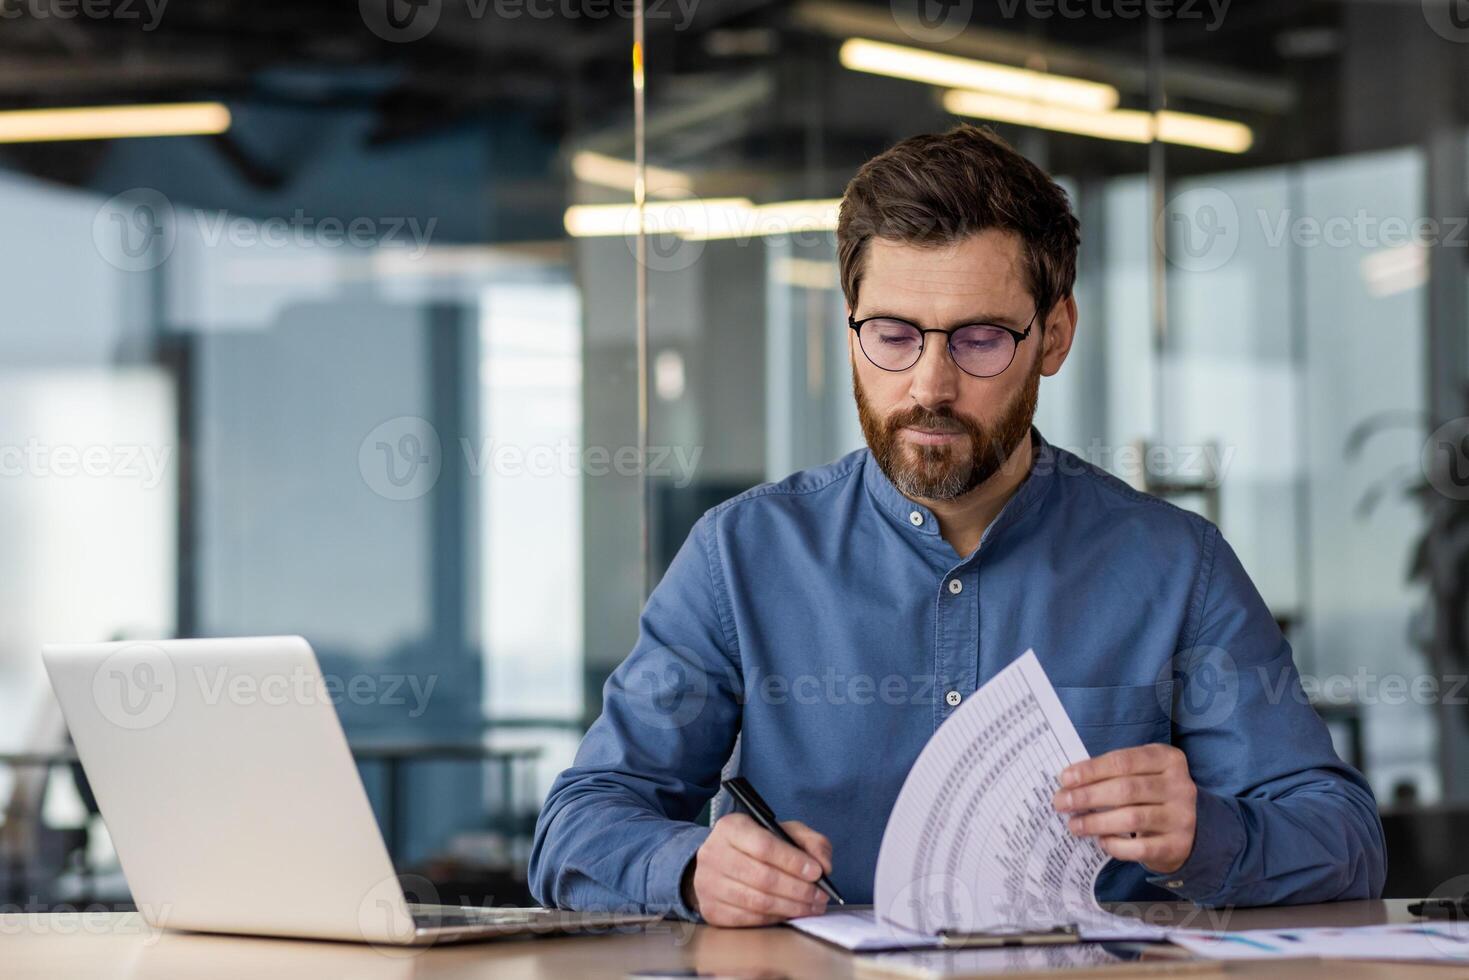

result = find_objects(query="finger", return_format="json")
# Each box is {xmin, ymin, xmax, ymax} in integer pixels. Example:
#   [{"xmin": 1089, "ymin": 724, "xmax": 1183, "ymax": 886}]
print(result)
[
  {"xmin": 1061, "ymin": 744, "xmax": 1178, "ymax": 788},
  {"xmin": 1096, "ymin": 832, "xmax": 1184, "ymax": 871},
  {"xmin": 781, "ymin": 820, "xmax": 834, "ymax": 875},
  {"xmin": 727, "ymin": 822, "xmax": 823, "ymax": 882},
  {"xmin": 1053, "ymin": 775, "xmax": 1167, "ymax": 812},
  {"xmin": 714, "ymin": 876, "xmax": 824, "ymax": 921},
  {"xmin": 724, "ymin": 853, "xmax": 824, "ymax": 905},
  {"xmin": 1066, "ymin": 805, "xmax": 1170, "ymax": 838}
]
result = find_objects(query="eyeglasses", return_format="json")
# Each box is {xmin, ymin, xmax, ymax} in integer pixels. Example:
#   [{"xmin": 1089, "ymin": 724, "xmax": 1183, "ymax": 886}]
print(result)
[{"xmin": 848, "ymin": 309, "xmax": 1038, "ymax": 379}]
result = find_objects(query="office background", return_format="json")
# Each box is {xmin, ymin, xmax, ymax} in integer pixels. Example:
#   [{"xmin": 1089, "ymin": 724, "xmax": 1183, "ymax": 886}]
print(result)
[{"xmin": 1, "ymin": 0, "xmax": 1466, "ymax": 908}]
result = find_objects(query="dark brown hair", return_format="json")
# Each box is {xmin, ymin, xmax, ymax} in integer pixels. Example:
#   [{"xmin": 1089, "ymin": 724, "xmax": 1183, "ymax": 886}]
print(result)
[{"xmin": 836, "ymin": 124, "xmax": 1080, "ymax": 323}]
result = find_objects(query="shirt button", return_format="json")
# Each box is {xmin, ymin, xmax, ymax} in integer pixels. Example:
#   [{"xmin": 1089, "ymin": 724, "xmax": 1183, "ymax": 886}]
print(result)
[
  {"xmin": 1165, "ymin": 879, "xmax": 1185, "ymax": 889},
  {"xmin": 945, "ymin": 690, "xmax": 962, "ymax": 707},
  {"xmin": 947, "ymin": 579, "xmax": 963, "ymax": 595},
  {"xmin": 909, "ymin": 511, "xmax": 924, "ymax": 527}
]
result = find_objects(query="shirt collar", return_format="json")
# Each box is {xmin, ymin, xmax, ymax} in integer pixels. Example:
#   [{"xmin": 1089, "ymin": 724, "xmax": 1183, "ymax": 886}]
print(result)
[{"xmin": 860, "ymin": 427, "xmax": 1056, "ymax": 544}]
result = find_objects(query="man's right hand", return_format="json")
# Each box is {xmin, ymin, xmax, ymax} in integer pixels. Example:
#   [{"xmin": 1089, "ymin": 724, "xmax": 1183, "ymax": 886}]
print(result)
[{"xmin": 685, "ymin": 812, "xmax": 834, "ymax": 927}]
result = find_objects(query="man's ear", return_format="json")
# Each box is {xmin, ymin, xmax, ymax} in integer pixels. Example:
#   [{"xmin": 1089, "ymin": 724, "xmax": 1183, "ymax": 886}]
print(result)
[{"xmin": 1039, "ymin": 294, "xmax": 1078, "ymax": 378}]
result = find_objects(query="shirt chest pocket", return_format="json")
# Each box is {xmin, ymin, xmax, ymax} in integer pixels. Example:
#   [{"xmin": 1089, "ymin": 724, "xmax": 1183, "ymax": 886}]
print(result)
[{"xmin": 1052, "ymin": 682, "xmax": 1173, "ymax": 757}]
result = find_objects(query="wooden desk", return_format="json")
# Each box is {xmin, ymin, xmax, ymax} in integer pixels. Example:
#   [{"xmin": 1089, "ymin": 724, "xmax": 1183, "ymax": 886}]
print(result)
[{"xmin": 4, "ymin": 901, "xmax": 1463, "ymax": 979}]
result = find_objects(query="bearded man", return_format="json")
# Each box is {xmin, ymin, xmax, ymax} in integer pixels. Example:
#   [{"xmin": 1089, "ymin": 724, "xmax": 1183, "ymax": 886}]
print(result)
[{"xmin": 529, "ymin": 124, "xmax": 1386, "ymax": 926}]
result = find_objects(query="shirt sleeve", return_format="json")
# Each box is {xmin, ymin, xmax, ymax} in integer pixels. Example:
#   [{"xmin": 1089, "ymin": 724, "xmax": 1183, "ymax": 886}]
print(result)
[
  {"xmin": 1149, "ymin": 525, "xmax": 1387, "ymax": 906},
  {"xmin": 528, "ymin": 513, "xmax": 741, "ymax": 920}
]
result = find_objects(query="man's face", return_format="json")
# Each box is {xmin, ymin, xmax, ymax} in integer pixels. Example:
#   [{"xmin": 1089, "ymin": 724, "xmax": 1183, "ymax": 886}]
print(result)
[{"xmin": 850, "ymin": 229, "xmax": 1070, "ymax": 502}]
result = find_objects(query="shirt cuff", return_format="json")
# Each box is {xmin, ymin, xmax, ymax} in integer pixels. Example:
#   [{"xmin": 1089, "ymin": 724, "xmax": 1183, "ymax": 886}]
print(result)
[
  {"xmin": 1144, "ymin": 788, "xmax": 1244, "ymax": 904},
  {"xmin": 646, "ymin": 823, "xmax": 711, "ymax": 921}
]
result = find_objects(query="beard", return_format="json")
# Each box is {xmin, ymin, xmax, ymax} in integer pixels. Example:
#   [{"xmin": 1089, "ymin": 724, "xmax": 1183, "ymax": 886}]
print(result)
[{"xmin": 854, "ymin": 359, "xmax": 1040, "ymax": 502}]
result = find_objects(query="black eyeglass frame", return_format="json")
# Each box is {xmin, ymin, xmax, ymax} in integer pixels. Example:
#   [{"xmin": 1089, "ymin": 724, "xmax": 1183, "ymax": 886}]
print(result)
[{"xmin": 847, "ymin": 308, "xmax": 1040, "ymax": 379}]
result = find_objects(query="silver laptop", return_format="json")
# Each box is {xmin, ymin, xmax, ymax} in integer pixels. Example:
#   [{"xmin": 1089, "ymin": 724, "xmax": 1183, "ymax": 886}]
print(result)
[{"xmin": 42, "ymin": 635, "xmax": 660, "ymax": 945}]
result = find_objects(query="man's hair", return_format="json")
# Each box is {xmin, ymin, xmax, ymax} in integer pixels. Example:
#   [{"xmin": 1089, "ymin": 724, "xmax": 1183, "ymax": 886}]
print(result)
[{"xmin": 836, "ymin": 124, "xmax": 1080, "ymax": 322}]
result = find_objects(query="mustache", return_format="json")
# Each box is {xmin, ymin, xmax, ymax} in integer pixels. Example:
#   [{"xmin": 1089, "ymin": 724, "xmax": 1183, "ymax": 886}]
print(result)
[{"xmin": 887, "ymin": 407, "xmax": 974, "ymax": 435}]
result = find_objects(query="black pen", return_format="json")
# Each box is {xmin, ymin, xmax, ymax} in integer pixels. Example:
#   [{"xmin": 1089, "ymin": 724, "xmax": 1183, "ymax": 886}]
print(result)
[{"xmin": 721, "ymin": 776, "xmax": 845, "ymax": 906}]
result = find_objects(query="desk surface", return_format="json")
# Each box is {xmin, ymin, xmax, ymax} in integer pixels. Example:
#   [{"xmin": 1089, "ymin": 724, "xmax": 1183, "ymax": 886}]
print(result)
[{"xmin": 5, "ymin": 901, "xmax": 1463, "ymax": 980}]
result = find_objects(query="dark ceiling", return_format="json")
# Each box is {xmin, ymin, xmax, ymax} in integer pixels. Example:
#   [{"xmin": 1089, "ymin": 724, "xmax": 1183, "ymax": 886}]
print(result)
[{"xmin": 1, "ymin": 0, "xmax": 1464, "ymax": 194}]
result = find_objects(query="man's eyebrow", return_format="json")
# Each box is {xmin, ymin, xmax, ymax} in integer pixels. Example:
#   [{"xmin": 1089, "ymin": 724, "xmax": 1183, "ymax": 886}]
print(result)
[{"xmin": 856, "ymin": 309, "xmax": 1031, "ymax": 329}]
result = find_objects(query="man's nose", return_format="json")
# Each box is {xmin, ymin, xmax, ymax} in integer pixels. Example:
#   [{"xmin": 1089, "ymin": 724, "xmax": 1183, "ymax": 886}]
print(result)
[{"xmin": 906, "ymin": 334, "xmax": 960, "ymax": 409}]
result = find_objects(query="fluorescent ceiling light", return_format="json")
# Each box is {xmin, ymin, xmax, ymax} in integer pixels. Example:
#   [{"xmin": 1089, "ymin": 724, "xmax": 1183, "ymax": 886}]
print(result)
[
  {"xmin": 1360, "ymin": 244, "xmax": 1427, "ymax": 298},
  {"xmin": 571, "ymin": 151, "xmax": 693, "ymax": 197},
  {"xmin": 1153, "ymin": 111, "xmax": 1255, "ymax": 154},
  {"xmin": 942, "ymin": 90, "xmax": 1254, "ymax": 154},
  {"xmin": 564, "ymin": 198, "xmax": 842, "ymax": 240},
  {"xmin": 840, "ymin": 37, "xmax": 1118, "ymax": 113},
  {"xmin": 564, "ymin": 198, "xmax": 755, "ymax": 238},
  {"xmin": 0, "ymin": 102, "xmax": 231, "ymax": 144},
  {"xmin": 683, "ymin": 199, "xmax": 841, "ymax": 241}
]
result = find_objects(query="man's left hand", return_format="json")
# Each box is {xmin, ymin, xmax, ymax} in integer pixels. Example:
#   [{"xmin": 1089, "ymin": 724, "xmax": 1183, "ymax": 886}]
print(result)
[{"xmin": 1052, "ymin": 744, "xmax": 1197, "ymax": 875}]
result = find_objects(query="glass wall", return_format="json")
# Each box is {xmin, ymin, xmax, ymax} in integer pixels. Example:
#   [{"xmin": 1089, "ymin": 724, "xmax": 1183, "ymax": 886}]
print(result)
[
  {"xmin": 2, "ymin": 0, "xmax": 1468, "ymax": 907},
  {"xmin": 620, "ymin": 2, "xmax": 1460, "ymax": 818}
]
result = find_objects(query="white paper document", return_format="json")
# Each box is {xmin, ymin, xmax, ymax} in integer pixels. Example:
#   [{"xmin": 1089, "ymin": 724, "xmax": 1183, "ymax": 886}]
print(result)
[
  {"xmin": 1169, "ymin": 923, "xmax": 1469, "ymax": 963},
  {"xmin": 790, "ymin": 650, "xmax": 1163, "ymax": 951}
]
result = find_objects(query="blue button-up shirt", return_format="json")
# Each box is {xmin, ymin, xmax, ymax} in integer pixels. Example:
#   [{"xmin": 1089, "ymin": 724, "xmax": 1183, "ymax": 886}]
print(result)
[{"xmin": 530, "ymin": 432, "xmax": 1386, "ymax": 919}]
